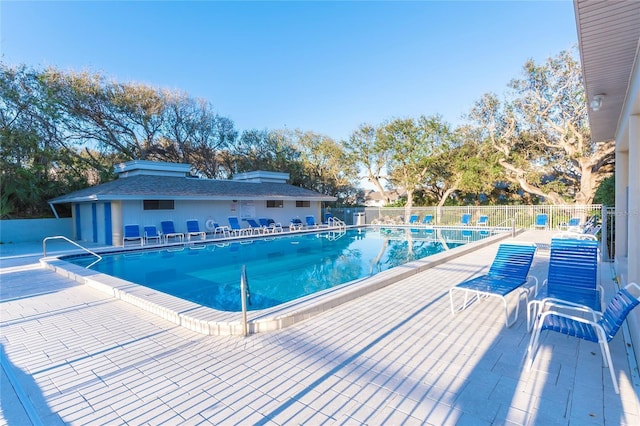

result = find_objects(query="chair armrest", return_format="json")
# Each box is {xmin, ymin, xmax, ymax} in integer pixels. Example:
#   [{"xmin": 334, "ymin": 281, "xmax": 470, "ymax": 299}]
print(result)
[
  {"xmin": 538, "ymin": 308, "xmax": 601, "ymax": 328},
  {"xmin": 537, "ymin": 297, "xmax": 602, "ymax": 321}
]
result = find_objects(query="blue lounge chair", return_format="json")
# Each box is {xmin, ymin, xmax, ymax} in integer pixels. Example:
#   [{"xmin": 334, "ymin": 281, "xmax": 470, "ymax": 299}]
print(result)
[
  {"xmin": 408, "ymin": 214, "xmax": 419, "ymax": 224},
  {"xmin": 449, "ymin": 243, "xmax": 538, "ymax": 327},
  {"xmin": 123, "ymin": 225, "xmax": 143, "ymax": 246},
  {"xmin": 186, "ymin": 220, "xmax": 206, "ymax": 241},
  {"xmin": 526, "ymin": 282, "xmax": 640, "ymax": 394},
  {"xmin": 477, "ymin": 215, "xmax": 489, "ymax": 226},
  {"xmin": 324, "ymin": 212, "xmax": 333, "ymax": 224},
  {"xmin": 527, "ymin": 238, "xmax": 602, "ymax": 330},
  {"xmin": 246, "ymin": 218, "xmax": 265, "ymax": 234},
  {"xmin": 228, "ymin": 217, "xmax": 248, "ymax": 236},
  {"xmin": 259, "ymin": 218, "xmax": 283, "ymax": 233},
  {"xmin": 203, "ymin": 219, "xmax": 230, "ymax": 238},
  {"xmin": 461, "ymin": 214, "xmax": 472, "ymax": 226},
  {"xmin": 161, "ymin": 221, "xmax": 184, "ymax": 243},
  {"xmin": 305, "ymin": 215, "xmax": 319, "ymax": 228},
  {"xmin": 558, "ymin": 217, "xmax": 581, "ymax": 232},
  {"xmin": 422, "ymin": 215, "xmax": 434, "ymax": 226},
  {"xmin": 143, "ymin": 225, "xmax": 162, "ymax": 245},
  {"xmin": 290, "ymin": 218, "xmax": 304, "ymax": 231},
  {"xmin": 533, "ymin": 214, "xmax": 548, "ymax": 230}
]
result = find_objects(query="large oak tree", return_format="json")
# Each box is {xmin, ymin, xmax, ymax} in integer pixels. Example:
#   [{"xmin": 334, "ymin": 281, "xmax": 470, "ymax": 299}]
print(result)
[{"xmin": 468, "ymin": 49, "xmax": 614, "ymax": 205}]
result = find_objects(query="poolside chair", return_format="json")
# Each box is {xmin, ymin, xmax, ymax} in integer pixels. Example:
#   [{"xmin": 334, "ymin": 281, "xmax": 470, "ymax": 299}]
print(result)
[
  {"xmin": 449, "ymin": 243, "xmax": 538, "ymax": 327},
  {"xmin": 460, "ymin": 214, "xmax": 472, "ymax": 226},
  {"xmin": 246, "ymin": 218, "xmax": 266, "ymax": 235},
  {"xmin": 553, "ymin": 231, "xmax": 598, "ymax": 241},
  {"xmin": 557, "ymin": 217, "xmax": 581, "ymax": 232},
  {"xmin": 259, "ymin": 218, "xmax": 283, "ymax": 233},
  {"xmin": 527, "ymin": 238, "xmax": 602, "ymax": 331},
  {"xmin": 324, "ymin": 212, "xmax": 333, "ymax": 224},
  {"xmin": 143, "ymin": 225, "xmax": 162, "ymax": 245},
  {"xmin": 477, "ymin": 215, "xmax": 489, "ymax": 226},
  {"xmin": 186, "ymin": 220, "xmax": 206, "ymax": 241},
  {"xmin": 526, "ymin": 282, "xmax": 640, "ymax": 394},
  {"xmin": 269, "ymin": 219, "xmax": 283, "ymax": 232},
  {"xmin": 422, "ymin": 215, "xmax": 434, "ymax": 226},
  {"xmin": 123, "ymin": 225, "xmax": 143, "ymax": 246},
  {"xmin": 205, "ymin": 219, "xmax": 230, "ymax": 238},
  {"xmin": 305, "ymin": 215, "xmax": 320, "ymax": 228},
  {"xmin": 407, "ymin": 214, "xmax": 419, "ymax": 225},
  {"xmin": 161, "ymin": 221, "xmax": 184, "ymax": 243},
  {"xmin": 533, "ymin": 214, "xmax": 549, "ymax": 230},
  {"xmin": 290, "ymin": 218, "xmax": 304, "ymax": 231},
  {"xmin": 228, "ymin": 217, "xmax": 249, "ymax": 236}
]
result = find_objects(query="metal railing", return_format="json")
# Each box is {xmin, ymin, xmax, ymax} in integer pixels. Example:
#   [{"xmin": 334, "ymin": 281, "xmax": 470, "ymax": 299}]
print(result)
[
  {"xmin": 240, "ymin": 265, "xmax": 250, "ymax": 337},
  {"xmin": 42, "ymin": 236, "xmax": 102, "ymax": 268},
  {"xmin": 351, "ymin": 204, "xmax": 603, "ymax": 230},
  {"xmin": 327, "ymin": 217, "xmax": 347, "ymax": 230}
]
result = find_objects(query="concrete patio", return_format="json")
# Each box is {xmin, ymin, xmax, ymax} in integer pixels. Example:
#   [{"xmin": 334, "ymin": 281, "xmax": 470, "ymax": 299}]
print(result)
[{"xmin": 1, "ymin": 230, "xmax": 639, "ymax": 425}]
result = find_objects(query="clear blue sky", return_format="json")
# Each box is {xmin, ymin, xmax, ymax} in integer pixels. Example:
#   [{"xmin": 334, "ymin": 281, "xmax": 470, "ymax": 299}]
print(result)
[{"xmin": 1, "ymin": 1, "xmax": 578, "ymax": 141}]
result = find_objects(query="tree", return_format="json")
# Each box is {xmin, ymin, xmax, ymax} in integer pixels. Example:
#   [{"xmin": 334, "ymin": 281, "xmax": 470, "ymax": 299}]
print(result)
[
  {"xmin": 468, "ymin": 49, "xmax": 614, "ymax": 205},
  {"xmin": 421, "ymin": 135, "xmax": 502, "ymax": 206},
  {"xmin": 344, "ymin": 124, "xmax": 392, "ymax": 204},
  {"xmin": 43, "ymin": 69, "xmax": 167, "ymax": 161},
  {"xmin": 379, "ymin": 115, "xmax": 453, "ymax": 211},
  {"xmin": 0, "ymin": 63, "xmax": 95, "ymax": 217},
  {"xmin": 1, "ymin": 63, "xmax": 241, "ymax": 217},
  {"xmin": 294, "ymin": 130, "xmax": 360, "ymax": 203},
  {"xmin": 161, "ymin": 94, "xmax": 237, "ymax": 178},
  {"xmin": 224, "ymin": 128, "xmax": 304, "ymax": 179}
]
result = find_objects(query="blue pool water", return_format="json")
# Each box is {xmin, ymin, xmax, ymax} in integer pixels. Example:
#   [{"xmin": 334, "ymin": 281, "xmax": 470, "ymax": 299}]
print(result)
[{"xmin": 65, "ymin": 227, "xmax": 492, "ymax": 311}]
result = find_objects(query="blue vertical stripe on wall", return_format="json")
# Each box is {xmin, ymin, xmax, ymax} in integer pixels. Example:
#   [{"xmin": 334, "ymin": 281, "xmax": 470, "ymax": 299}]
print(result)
[
  {"xmin": 91, "ymin": 203, "xmax": 97, "ymax": 243},
  {"xmin": 104, "ymin": 202, "xmax": 112, "ymax": 245},
  {"xmin": 74, "ymin": 204, "xmax": 82, "ymax": 240}
]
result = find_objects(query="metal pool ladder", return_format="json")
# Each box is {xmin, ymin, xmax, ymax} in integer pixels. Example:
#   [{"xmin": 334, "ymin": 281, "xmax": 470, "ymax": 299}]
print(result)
[
  {"xmin": 42, "ymin": 236, "xmax": 103, "ymax": 268},
  {"xmin": 328, "ymin": 217, "xmax": 347, "ymax": 230}
]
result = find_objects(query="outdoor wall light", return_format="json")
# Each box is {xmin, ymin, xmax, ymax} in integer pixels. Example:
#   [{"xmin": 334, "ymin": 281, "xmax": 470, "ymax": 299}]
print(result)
[{"xmin": 590, "ymin": 94, "xmax": 605, "ymax": 111}]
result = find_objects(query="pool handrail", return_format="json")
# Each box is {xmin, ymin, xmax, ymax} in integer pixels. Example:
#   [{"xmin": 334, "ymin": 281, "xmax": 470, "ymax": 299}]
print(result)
[
  {"xmin": 493, "ymin": 218, "xmax": 517, "ymax": 237},
  {"xmin": 240, "ymin": 264, "xmax": 250, "ymax": 337},
  {"xmin": 42, "ymin": 235, "xmax": 103, "ymax": 268}
]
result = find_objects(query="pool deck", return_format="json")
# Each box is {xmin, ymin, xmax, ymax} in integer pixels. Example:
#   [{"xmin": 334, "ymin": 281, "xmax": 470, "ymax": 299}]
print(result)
[{"xmin": 1, "ymin": 231, "xmax": 639, "ymax": 425}]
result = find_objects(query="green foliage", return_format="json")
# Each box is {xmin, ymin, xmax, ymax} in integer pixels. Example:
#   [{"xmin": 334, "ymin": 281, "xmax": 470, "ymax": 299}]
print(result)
[{"xmin": 594, "ymin": 175, "xmax": 615, "ymax": 206}]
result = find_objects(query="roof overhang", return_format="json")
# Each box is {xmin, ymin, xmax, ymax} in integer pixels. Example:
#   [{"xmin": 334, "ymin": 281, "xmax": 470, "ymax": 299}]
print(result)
[
  {"xmin": 50, "ymin": 195, "xmax": 337, "ymax": 204},
  {"xmin": 574, "ymin": 0, "xmax": 640, "ymax": 148}
]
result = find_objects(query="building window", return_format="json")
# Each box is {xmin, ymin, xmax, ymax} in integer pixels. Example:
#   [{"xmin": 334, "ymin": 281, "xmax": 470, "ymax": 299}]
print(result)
[
  {"xmin": 296, "ymin": 200, "xmax": 310, "ymax": 207},
  {"xmin": 143, "ymin": 200, "xmax": 175, "ymax": 210},
  {"xmin": 266, "ymin": 200, "xmax": 283, "ymax": 208}
]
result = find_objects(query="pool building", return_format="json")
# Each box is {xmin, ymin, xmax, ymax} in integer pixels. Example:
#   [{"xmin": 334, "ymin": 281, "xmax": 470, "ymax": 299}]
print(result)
[{"xmin": 48, "ymin": 160, "xmax": 336, "ymax": 246}]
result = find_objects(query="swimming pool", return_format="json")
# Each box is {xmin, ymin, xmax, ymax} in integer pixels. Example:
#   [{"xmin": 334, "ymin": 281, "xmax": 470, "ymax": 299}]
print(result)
[{"xmin": 64, "ymin": 227, "xmax": 492, "ymax": 312}]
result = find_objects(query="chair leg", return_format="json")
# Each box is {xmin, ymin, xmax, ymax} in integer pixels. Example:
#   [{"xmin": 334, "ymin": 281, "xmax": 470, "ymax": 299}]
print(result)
[
  {"xmin": 594, "ymin": 324, "xmax": 620, "ymax": 394},
  {"xmin": 449, "ymin": 288, "xmax": 457, "ymax": 314},
  {"xmin": 600, "ymin": 342, "xmax": 620, "ymax": 394},
  {"xmin": 503, "ymin": 291, "xmax": 525, "ymax": 328},
  {"xmin": 526, "ymin": 325, "xmax": 543, "ymax": 371}
]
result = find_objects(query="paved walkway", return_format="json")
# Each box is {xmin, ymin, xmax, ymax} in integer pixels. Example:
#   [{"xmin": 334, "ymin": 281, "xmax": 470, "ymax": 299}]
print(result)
[{"xmin": 1, "ymin": 232, "xmax": 639, "ymax": 425}]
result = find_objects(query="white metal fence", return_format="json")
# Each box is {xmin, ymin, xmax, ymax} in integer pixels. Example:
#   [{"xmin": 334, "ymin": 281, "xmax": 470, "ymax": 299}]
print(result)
[{"xmin": 358, "ymin": 205, "xmax": 604, "ymax": 229}]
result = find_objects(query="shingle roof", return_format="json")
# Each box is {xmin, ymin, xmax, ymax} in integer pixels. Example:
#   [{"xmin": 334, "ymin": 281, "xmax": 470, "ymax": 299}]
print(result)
[{"xmin": 50, "ymin": 175, "xmax": 336, "ymax": 203}]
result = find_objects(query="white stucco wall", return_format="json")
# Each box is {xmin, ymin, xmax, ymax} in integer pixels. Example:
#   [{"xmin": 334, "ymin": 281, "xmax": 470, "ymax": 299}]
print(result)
[{"xmin": 106, "ymin": 199, "xmax": 323, "ymax": 245}]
